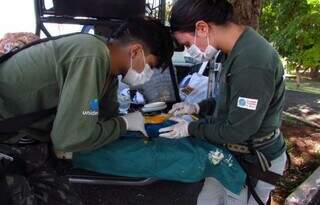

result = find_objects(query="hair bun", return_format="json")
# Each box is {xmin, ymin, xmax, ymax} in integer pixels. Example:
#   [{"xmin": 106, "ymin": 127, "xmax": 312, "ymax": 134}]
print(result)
[
  {"xmin": 170, "ymin": 0, "xmax": 234, "ymax": 32},
  {"xmin": 212, "ymin": 0, "xmax": 233, "ymax": 20},
  {"xmin": 211, "ymin": 0, "xmax": 233, "ymax": 6}
]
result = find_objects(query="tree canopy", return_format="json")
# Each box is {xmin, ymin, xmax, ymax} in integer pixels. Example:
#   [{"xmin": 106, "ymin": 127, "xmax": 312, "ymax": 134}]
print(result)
[{"xmin": 260, "ymin": 0, "xmax": 320, "ymax": 78}]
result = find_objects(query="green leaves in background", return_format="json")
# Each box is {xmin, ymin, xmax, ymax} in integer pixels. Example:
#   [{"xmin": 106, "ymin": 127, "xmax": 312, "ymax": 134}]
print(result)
[{"xmin": 260, "ymin": 0, "xmax": 320, "ymax": 75}]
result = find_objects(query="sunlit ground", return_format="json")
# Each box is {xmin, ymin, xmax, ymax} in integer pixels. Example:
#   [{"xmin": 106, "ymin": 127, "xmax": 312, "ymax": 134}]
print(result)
[{"xmin": 286, "ymin": 79, "xmax": 320, "ymax": 95}]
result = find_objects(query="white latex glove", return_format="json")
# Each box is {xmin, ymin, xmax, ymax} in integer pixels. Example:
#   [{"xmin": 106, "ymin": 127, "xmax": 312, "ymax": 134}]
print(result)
[
  {"xmin": 169, "ymin": 102, "xmax": 200, "ymax": 117},
  {"xmin": 121, "ymin": 111, "xmax": 148, "ymax": 137},
  {"xmin": 159, "ymin": 117, "xmax": 189, "ymax": 139}
]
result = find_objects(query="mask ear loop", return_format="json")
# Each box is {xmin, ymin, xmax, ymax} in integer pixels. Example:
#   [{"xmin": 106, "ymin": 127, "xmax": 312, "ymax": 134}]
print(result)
[
  {"xmin": 207, "ymin": 36, "xmax": 210, "ymax": 47},
  {"xmin": 130, "ymin": 50, "xmax": 134, "ymax": 69},
  {"xmin": 194, "ymin": 30, "xmax": 198, "ymax": 46},
  {"xmin": 132, "ymin": 49, "xmax": 146, "ymax": 74},
  {"xmin": 130, "ymin": 48, "xmax": 144, "ymax": 71},
  {"xmin": 204, "ymin": 36, "xmax": 211, "ymax": 53},
  {"xmin": 141, "ymin": 49, "xmax": 146, "ymax": 68},
  {"xmin": 130, "ymin": 57, "xmax": 133, "ymax": 70},
  {"xmin": 194, "ymin": 29, "xmax": 210, "ymax": 50}
]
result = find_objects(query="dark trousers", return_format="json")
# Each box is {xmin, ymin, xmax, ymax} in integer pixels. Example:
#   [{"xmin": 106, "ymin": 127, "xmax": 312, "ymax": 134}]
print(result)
[{"xmin": 2, "ymin": 143, "xmax": 83, "ymax": 205}]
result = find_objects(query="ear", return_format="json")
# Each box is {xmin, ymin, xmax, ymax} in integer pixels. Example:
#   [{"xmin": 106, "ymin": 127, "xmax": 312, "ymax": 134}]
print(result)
[
  {"xmin": 195, "ymin": 21, "xmax": 209, "ymax": 38},
  {"xmin": 129, "ymin": 43, "xmax": 143, "ymax": 59}
]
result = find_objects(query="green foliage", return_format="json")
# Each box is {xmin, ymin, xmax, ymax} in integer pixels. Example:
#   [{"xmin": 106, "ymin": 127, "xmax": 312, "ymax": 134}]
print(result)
[{"xmin": 260, "ymin": 0, "xmax": 320, "ymax": 73}]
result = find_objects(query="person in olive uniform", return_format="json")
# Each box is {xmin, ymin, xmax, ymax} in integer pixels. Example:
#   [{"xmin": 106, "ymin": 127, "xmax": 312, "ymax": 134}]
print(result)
[
  {"xmin": 159, "ymin": 0, "xmax": 287, "ymax": 205},
  {"xmin": 0, "ymin": 16, "xmax": 173, "ymax": 205}
]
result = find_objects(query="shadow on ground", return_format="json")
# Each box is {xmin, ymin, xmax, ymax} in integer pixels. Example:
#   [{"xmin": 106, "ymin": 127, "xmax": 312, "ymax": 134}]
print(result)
[
  {"xmin": 284, "ymin": 91, "xmax": 320, "ymax": 124},
  {"xmin": 73, "ymin": 181, "xmax": 203, "ymax": 205}
]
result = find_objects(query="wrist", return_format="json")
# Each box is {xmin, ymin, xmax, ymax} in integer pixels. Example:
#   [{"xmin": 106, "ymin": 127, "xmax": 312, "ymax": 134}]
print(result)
[
  {"xmin": 185, "ymin": 121, "xmax": 190, "ymax": 136},
  {"xmin": 194, "ymin": 104, "xmax": 200, "ymax": 114}
]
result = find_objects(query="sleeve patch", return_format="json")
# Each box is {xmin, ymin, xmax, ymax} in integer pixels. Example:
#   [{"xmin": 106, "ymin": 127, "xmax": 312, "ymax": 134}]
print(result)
[{"xmin": 237, "ymin": 97, "xmax": 258, "ymax": 111}]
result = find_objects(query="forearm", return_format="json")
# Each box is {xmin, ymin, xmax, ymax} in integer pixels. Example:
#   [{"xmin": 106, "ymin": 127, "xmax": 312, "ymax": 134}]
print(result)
[
  {"xmin": 197, "ymin": 98, "xmax": 216, "ymax": 116},
  {"xmin": 189, "ymin": 67, "xmax": 275, "ymax": 144},
  {"xmin": 188, "ymin": 119, "xmax": 253, "ymax": 144},
  {"xmin": 53, "ymin": 116, "xmax": 127, "ymax": 152}
]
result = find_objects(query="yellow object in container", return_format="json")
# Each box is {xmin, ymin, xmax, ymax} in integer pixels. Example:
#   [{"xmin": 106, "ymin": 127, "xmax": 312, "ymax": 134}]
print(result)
[{"xmin": 144, "ymin": 114, "xmax": 171, "ymax": 124}]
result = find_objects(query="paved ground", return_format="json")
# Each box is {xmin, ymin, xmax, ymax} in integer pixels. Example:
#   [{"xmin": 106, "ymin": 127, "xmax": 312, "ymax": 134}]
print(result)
[
  {"xmin": 284, "ymin": 90, "xmax": 320, "ymax": 124},
  {"xmin": 72, "ymin": 90, "xmax": 320, "ymax": 205}
]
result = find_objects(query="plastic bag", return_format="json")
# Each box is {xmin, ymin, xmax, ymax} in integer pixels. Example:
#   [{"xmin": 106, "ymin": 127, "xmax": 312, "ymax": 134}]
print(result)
[
  {"xmin": 179, "ymin": 73, "xmax": 209, "ymax": 104},
  {"xmin": 179, "ymin": 61, "xmax": 210, "ymax": 103}
]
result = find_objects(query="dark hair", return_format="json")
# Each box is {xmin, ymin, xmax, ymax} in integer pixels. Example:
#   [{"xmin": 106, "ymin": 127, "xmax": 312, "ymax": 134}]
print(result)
[
  {"xmin": 170, "ymin": 0, "xmax": 234, "ymax": 33},
  {"xmin": 112, "ymin": 16, "xmax": 174, "ymax": 69}
]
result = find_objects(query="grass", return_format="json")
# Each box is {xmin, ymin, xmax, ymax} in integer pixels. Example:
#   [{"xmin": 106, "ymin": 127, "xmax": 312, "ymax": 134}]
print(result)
[
  {"xmin": 283, "ymin": 115, "xmax": 298, "ymax": 125},
  {"xmin": 286, "ymin": 79, "xmax": 320, "ymax": 95}
]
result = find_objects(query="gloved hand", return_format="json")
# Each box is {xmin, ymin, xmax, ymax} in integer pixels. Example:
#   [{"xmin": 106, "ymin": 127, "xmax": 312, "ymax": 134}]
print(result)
[
  {"xmin": 159, "ymin": 117, "xmax": 189, "ymax": 139},
  {"xmin": 169, "ymin": 102, "xmax": 200, "ymax": 116},
  {"xmin": 121, "ymin": 111, "xmax": 149, "ymax": 137}
]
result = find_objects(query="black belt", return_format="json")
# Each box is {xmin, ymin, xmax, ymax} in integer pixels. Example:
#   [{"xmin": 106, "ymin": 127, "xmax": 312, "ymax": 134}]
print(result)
[
  {"xmin": 226, "ymin": 129, "xmax": 284, "ymax": 205},
  {"xmin": 227, "ymin": 129, "xmax": 281, "ymax": 172},
  {"xmin": 227, "ymin": 129, "xmax": 280, "ymax": 154}
]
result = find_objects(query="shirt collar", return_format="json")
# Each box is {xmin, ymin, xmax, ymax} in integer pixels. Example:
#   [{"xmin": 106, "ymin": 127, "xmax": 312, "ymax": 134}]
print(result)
[{"xmin": 223, "ymin": 26, "xmax": 252, "ymax": 67}]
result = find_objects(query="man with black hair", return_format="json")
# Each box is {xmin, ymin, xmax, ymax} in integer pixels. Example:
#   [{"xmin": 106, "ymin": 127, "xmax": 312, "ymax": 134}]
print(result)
[
  {"xmin": 0, "ymin": 16, "xmax": 173, "ymax": 204},
  {"xmin": 1, "ymin": 16, "xmax": 173, "ymax": 152}
]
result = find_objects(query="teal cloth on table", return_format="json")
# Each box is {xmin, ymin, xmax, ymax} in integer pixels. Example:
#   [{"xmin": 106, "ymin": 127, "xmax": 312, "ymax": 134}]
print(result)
[{"xmin": 73, "ymin": 123, "xmax": 247, "ymax": 195}]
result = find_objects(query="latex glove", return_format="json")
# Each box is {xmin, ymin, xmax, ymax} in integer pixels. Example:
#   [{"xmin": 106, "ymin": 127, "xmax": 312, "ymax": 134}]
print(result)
[
  {"xmin": 169, "ymin": 102, "xmax": 199, "ymax": 117},
  {"xmin": 121, "ymin": 111, "xmax": 149, "ymax": 137},
  {"xmin": 159, "ymin": 117, "xmax": 189, "ymax": 139}
]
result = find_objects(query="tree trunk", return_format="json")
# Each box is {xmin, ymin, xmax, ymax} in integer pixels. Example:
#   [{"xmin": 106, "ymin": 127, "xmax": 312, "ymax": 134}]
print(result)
[
  {"xmin": 229, "ymin": 0, "xmax": 263, "ymax": 30},
  {"xmin": 296, "ymin": 67, "xmax": 301, "ymax": 88}
]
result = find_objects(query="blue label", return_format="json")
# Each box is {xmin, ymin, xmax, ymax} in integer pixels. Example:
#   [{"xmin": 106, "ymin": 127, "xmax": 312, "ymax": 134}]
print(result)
[
  {"xmin": 238, "ymin": 98, "xmax": 246, "ymax": 107},
  {"xmin": 89, "ymin": 99, "xmax": 99, "ymax": 112}
]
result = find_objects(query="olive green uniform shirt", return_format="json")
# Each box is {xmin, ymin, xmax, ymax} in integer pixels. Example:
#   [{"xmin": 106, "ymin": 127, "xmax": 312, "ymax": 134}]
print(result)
[
  {"xmin": 189, "ymin": 27, "xmax": 286, "ymax": 160},
  {"xmin": 0, "ymin": 34, "xmax": 127, "ymax": 152}
]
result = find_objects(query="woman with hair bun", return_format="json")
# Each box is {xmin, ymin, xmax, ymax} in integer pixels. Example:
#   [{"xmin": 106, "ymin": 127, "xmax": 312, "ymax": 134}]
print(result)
[{"xmin": 159, "ymin": 0, "xmax": 287, "ymax": 204}]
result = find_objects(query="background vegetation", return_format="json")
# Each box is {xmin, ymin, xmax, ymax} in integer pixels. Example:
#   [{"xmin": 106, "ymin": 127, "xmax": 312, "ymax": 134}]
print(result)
[{"xmin": 260, "ymin": 0, "xmax": 320, "ymax": 81}]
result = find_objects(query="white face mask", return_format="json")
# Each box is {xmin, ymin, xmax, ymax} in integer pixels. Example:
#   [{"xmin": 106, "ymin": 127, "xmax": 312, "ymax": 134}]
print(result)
[
  {"xmin": 122, "ymin": 50, "xmax": 154, "ymax": 87},
  {"xmin": 186, "ymin": 34, "xmax": 218, "ymax": 63}
]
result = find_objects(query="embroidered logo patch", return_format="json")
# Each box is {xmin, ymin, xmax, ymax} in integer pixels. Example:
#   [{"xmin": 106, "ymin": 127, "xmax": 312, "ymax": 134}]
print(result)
[
  {"xmin": 82, "ymin": 98, "xmax": 99, "ymax": 116},
  {"xmin": 89, "ymin": 99, "xmax": 99, "ymax": 112},
  {"xmin": 237, "ymin": 97, "xmax": 258, "ymax": 110}
]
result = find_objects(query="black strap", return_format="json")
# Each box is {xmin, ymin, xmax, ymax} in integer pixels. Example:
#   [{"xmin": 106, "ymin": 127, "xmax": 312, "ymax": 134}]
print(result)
[
  {"xmin": 0, "ymin": 107, "xmax": 57, "ymax": 135},
  {"xmin": 286, "ymin": 150, "xmax": 291, "ymax": 169},
  {"xmin": 168, "ymin": 60, "xmax": 181, "ymax": 102},
  {"xmin": 246, "ymin": 177, "xmax": 265, "ymax": 205},
  {"xmin": 235, "ymin": 155, "xmax": 283, "ymax": 205},
  {"xmin": 240, "ymin": 159, "xmax": 282, "ymax": 186},
  {"xmin": 249, "ymin": 144, "xmax": 272, "ymax": 172}
]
